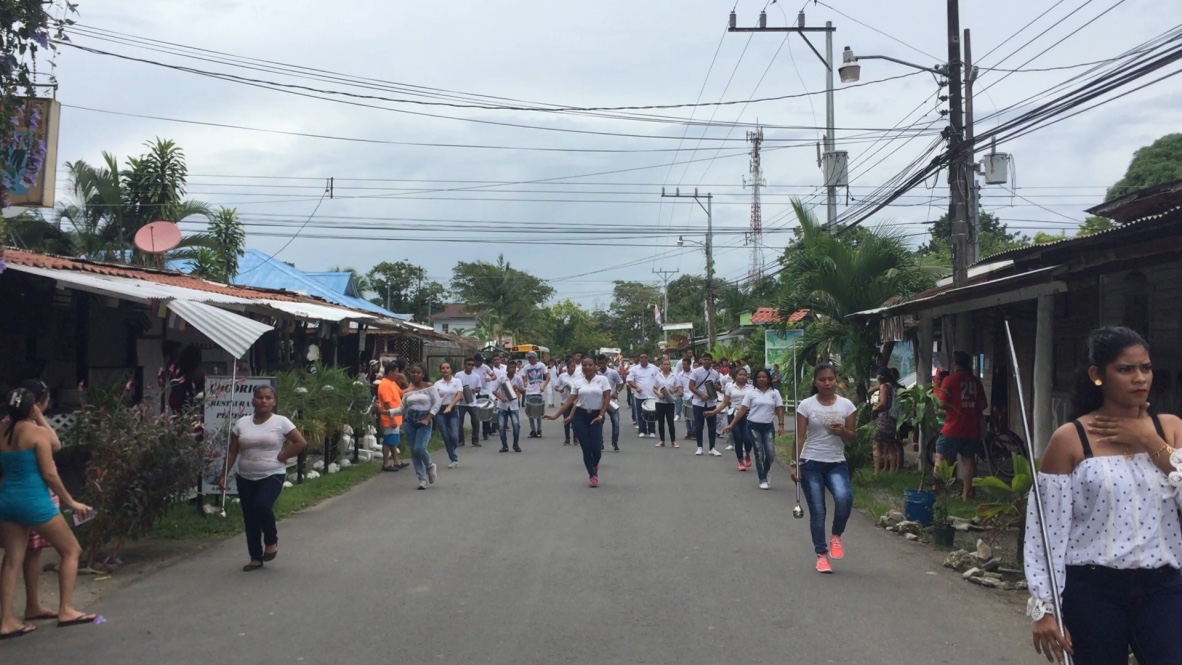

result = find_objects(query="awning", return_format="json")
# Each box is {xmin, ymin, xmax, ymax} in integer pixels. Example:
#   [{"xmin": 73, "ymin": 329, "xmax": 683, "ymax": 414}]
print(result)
[
  {"xmin": 260, "ymin": 299, "xmax": 378, "ymax": 323},
  {"xmin": 851, "ymin": 266, "xmax": 1065, "ymax": 320},
  {"xmin": 8, "ymin": 264, "xmax": 253, "ymax": 306},
  {"xmin": 166, "ymin": 300, "xmax": 273, "ymax": 359}
]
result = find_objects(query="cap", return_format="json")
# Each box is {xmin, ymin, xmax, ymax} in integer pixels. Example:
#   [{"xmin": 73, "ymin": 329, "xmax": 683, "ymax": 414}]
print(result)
[
  {"xmin": 473, "ymin": 353, "xmax": 485, "ymax": 362},
  {"xmin": 527, "ymin": 351, "xmax": 538, "ymax": 358},
  {"xmin": 368, "ymin": 359, "xmax": 380, "ymax": 366}
]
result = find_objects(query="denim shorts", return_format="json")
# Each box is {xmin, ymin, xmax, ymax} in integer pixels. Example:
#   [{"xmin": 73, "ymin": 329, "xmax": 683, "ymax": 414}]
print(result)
[{"xmin": 935, "ymin": 434, "xmax": 980, "ymax": 459}]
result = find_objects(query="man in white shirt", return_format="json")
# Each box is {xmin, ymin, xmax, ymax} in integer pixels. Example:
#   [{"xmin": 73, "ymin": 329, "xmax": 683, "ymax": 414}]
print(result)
[
  {"xmin": 688, "ymin": 353, "xmax": 723, "ymax": 456},
  {"xmin": 456, "ymin": 358, "xmax": 485, "ymax": 448},
  {"xmin": 597, "ymin": 354, "xmax": 624, "ymax": 451},
  {"xmin": 488, "ymin": 363, "xmax": 526, "ymax": 453},
  {"xmin": 522, "ymin": 351, "xmax": 550, "ymax": 438},
  {"xmin": 472, "ymin": 353, "xmax": 497, "ymax": 439},
  {"xmin": 676, "ymin": 357, "xmax": 696, "ymax": 439},
  {"xmin": 628, "ymin": 353, "xmax": 661, "ymax": 438}
]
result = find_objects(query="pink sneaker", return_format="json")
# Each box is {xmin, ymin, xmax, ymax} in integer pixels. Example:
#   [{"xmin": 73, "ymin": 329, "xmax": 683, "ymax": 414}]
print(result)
[
  {"xmin": 816, "ymin": 554, "xmax": 833, "ymax": 574},
  {"xmin": 589, "ymin": 476, "xmax": 599, "ymax": 488},
  {"xmin": 738, "ymin": 461, "xmax": 747, "ymax": 471},
  {"xmin": 830, "ymin": 535, "xmax": 845, "ymax": 560}
]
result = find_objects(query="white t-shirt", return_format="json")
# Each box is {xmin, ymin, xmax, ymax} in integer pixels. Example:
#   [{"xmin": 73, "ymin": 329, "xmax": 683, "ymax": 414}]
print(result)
[
  {"xmin": 600, "ymin": 367, "xmax": 623, "ymax": 394},
  {"xmin": 572, "ymin": 374, "xmax": 612, "ymax": 411},
  {"xmin": 233, "ymin": 414, "xmax": 296, "ymax": 481},
  {"xmin": 724, "ymin": 382, "xmax": 751, "ymax": 413},
  {"xmin": 797, "ymin": 395, "xmax": 857, "ymax": 463},
  {"xmin": 474, "ymin": 364, "xmax": 495, "ymax": 392},
  {"xmin": 433, "ymin": 377, "xmax": 463, "ymax": 411},
  {"xmin": 741, "ymin": 387, "xmax": 783, "ymax": 424},
  {"xmin": 492, "ymin": 364, "xmax": 509, "ymax": 380},
  {"xmin": 688, "ymin": 366, "xmax": 721, "ymax": 407},
  {"xmin": 629, "ymin": 363, "xmax": 660, "ymax": 399},
  {"xmin": 488, "ymin": 374, "xmax": 525, "ymax": 411},
  {"xmin": 523, "ymin": 361, "xmax": 549, "ymax": 395},
  {"xmin": 457, "ymin": 370, "xmax": 484, "ymax": 406}
]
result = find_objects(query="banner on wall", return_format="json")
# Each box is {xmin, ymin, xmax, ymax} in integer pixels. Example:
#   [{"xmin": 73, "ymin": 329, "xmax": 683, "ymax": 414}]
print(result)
[
  {"xmin": 201, "ymin": 375, "xmax": 278, "ymax": 495},
  {"xmin": 764, "ymin": 328, "xmax": 804, "ymax": 372},
  {"xmin": 3, "ymin": 97, "xmax": 61, "ymax": 207}
]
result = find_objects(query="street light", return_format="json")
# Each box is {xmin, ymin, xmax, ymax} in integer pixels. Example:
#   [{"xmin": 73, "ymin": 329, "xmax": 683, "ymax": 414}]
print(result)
[
  {"xmin": 838, "ymin": 46, "xmax": 948, "ymax": 83},
  {"xmin": 677, "ymin": 235, "xmax": 704, "ymax": 248}
]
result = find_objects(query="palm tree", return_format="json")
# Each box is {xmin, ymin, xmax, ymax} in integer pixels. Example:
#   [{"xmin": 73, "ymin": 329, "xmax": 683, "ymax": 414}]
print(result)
[{"xmin": 778, "ymin": 199, "xmax": 945, "ymax": 400}]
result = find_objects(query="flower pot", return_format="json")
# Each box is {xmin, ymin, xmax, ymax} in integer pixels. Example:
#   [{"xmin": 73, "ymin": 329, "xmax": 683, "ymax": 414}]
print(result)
[
  {"xmin": 932, "ymin": 524, "xmax": 956, "ymax": 548},
  {"xmin": 904, "ymin": 489, "xmax": 936, "ymax": 526}
]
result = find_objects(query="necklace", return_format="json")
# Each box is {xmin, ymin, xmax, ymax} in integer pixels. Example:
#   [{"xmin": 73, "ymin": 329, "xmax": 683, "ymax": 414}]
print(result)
[{"xmin": 1123, "ymin": 445, "xmax": 1135, "ymax": 461}]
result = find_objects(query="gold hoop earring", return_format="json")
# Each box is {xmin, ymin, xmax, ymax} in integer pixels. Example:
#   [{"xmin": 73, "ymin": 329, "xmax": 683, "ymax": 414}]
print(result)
[{"xmin": 1094, "ymin": 379, "xmax": 1103, "ymax": 387}]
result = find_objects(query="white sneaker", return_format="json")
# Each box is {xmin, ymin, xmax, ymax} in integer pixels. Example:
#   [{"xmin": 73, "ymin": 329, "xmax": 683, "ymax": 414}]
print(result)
[
  {"xmin": 709, "ymin": 448, "xmax": 723, "ymax": 457},
  {"xmin": 695, "ymin": 447, "xmax": 704, "ymax": 456},
  {"xmin": 447, "ymin": 461, "xmax": 459, "ymax": 469},
  {"xmin": 639, "ymin": 433, "xmax": 647, "ymax": 438},
  {"xmin": 759, "ymin": 481, "xmax": 770, "ymax": 490},
  {"xmin": 725, "ymin": 444, "xmax": 735, "ymax": 451},
  {"xmin": 417, "ymin": 480, "xmax": 428, "ymax": 490},
  {"xmin": 674, "ymin": 415, "xmax": 681, "ymax": 421}
]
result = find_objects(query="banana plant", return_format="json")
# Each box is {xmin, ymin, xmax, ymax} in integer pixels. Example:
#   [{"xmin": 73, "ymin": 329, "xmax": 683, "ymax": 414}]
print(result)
[{"xmin": 973, "ymin": 454, "xmax": 1034, "ymax": 562}]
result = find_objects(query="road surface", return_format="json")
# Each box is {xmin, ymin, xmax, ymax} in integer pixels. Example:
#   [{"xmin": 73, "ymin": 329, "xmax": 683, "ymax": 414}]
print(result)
[{"xmin": 8, "ymin": 417, "xmax": 1032, "ymax": 664}]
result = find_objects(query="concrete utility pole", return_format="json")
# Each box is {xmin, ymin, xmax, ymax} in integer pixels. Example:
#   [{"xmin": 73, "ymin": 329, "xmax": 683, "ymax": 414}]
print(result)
[
  {"xmin": 963, "ymin": 28, "xmax": 980, "ymax": 266},
  {"xmin": 946, "ymin": 0, "xmax": 969, "ymax": 288},
  {"xmin": 729, "ymin": 11, "xmax": 841, "ymax": 231},
  {"xmin": 663, "ymin": 188, "xmax": 716, "ymax": 348},
  {"xmin": 652, "ymin": 268, "xmax": 680, "ymax": 346}
]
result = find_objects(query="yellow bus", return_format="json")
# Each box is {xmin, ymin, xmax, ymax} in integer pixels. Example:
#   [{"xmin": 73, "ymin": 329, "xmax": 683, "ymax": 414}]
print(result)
[{"xmin": 509, "ymin": 344, "xmax": 551, "ymax": 363}]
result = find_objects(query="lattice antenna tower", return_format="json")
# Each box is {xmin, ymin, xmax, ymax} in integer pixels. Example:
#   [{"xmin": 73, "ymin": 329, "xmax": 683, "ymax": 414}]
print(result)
[{"xmin": 744, "ymin": 125, "xmax": 766, "ymax": 283}]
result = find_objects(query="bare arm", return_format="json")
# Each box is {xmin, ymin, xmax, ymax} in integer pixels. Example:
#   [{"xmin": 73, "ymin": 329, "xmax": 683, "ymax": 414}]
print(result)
[
  {"xmin": 279, "ymin": 428, "xmax": 308, "ymax": 463},
  {"xmin": 33, "ymin": 432, "xmax": 86, "ymax": 513},
  {"xmin": 872, "ymin": 384, "xmax": 892, "ymax": 414},
  {"xmin": 545, "ymin": 393, "xmax": 577, "ymax": 420},
  {"xmin": 794, "ymin": 412, "xmax": 808, "ymax": 463},
  {"xmin": 31, "ymin": 405, "xmax": 62, "ymax": 452}
]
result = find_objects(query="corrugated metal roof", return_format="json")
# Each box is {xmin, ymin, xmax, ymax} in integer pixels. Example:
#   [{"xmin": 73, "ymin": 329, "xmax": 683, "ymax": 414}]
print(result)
[
  {"xmin": 232, "ymin": 250, "xmax": 409, "ymax": 320},
  {"xmin": 165, "ymin": 300, "xmax": 272, "ymax": 359},
  {"xmin": 8, "ymin": 264, "xmax": 256, "ymax": 305},
  {"xmin": 304, "ymin": 271, "xmax": 354, "ymax": 295},
  {"xmin": 979, "ymin": 204, "xmax": 1182, "ymax": 264}
]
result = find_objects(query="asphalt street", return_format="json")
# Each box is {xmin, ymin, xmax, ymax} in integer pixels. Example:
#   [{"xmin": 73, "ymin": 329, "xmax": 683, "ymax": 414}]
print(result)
[{"xmin": 7, "ymin": 413, "xmax": 1033, "ymax": 664}]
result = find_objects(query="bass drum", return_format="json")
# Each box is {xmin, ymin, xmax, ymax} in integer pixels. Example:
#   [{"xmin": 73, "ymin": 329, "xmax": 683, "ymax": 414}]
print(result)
[
  {"xmin": 524, "ymin": 394, "xmax": 546, "ymax": 419},
  {"xmin": 641, "ymin": 398, "xmax": 658, "ymax": 422}
]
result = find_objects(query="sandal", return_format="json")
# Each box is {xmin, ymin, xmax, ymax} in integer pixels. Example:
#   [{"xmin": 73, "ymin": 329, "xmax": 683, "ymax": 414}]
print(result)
[
  {"xmin": 24, "ymin": 611, "xmax": 57, "ymax": 622},
  {"xmin": 0, "ymin": 625, "xmax": 35, "ymax": 639},
  {"xmin": 57, "ymin": 614, "xmax": 97, "ymax": 628},
  {"xmin": 263, "ymin": 546, "xmax": 278, "ymax": 562},
  {"xmin": 242, "ymin": 561, "xmax": 264, "ymax": 572}
]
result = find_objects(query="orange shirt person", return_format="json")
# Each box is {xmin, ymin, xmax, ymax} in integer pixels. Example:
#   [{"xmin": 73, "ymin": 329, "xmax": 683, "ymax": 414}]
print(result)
[
  {"xmin": 933, "ymin": 351, "xmax": 987, "ymax": 499},
  {"xmin": 378, "ymin": 364, "xmax": 409, "ymax": 472}
]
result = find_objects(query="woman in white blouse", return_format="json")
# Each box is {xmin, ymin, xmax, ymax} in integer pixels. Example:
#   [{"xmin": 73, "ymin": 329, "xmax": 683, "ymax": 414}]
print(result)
[
  {"xmin": 653, "ymin": 359, "xmax": 680, "ymax": 448},
  {"xmin": 546, "ymin": 357, "xmax": 612, "ymax": 487},
  {"xmin": 725, "ymin": 368, "xmax": 785, "ymax": 489},
  {"xmin": 224, "ymin": 385, "xmax": 308, "ymax": 571},
  {"xmin": 554, "ymin": 357, "xmax": 579, "ymax": 445},
  {"xmin": 392, "ymin": 363, "xmax": 441, "ymax": 490},
  {"xmin": 713, "ymin": 368, "xmax": 753, "ymax": 470},
  {"xmin": 1026, "ymin": 326, "xmax": 1182, "ymax": 665},
  {"xmin": 792, "ymin": 363, "xmax": 857, "ymax": 574},
  {"xmin": 433, "ymin": 363, "xmax": 464, "ymax": 469}
]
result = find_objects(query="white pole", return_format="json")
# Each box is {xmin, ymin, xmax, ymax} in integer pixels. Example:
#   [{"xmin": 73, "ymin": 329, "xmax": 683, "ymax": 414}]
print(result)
[{"xmin": 218, "ymin": 362, "xmax": 237, "ymax": 518}]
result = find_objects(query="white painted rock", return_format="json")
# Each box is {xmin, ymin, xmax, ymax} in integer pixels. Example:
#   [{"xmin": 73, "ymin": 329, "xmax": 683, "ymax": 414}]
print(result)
[
  {"xmin": 306, "ymin": 470, "xmax": 321, "ymax": 480},
  {"xmin": 283, "ymin": 481, "xmax": 294, "ymax": 488},
  {"xmin": 312, "ymin": 460, "xmax": 325, "ymax": 471},
  {"xmin": 327, "ymin": 463, "xmax": 340, "ymax": 474},
  {"xmin": 340, "ymin": 459, "xmax": 352, "ymax": 468}
]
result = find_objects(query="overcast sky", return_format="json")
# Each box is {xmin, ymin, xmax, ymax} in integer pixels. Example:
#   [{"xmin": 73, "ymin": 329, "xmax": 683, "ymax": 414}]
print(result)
[{"xmin": 47, "ymin": 0, "xmax": 1182, "ymax": 310}]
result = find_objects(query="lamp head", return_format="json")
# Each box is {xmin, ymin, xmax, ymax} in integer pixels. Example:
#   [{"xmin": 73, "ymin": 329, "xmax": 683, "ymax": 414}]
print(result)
[
  {"xmin": 839, "ymin": 46, "xmax": 861, "ymax": 83},
  {"xmin": 677, "ymin": 235, "xmax": 684, "ymax": 247}
]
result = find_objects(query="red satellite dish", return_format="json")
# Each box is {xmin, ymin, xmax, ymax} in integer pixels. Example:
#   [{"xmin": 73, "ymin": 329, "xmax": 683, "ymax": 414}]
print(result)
[{"xmin": 134, "ymin": 221, "xmax": 183, "ymax": 254}]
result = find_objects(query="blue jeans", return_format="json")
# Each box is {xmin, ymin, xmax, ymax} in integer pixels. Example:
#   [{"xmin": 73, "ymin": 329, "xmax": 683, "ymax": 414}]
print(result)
[
  {"xmin": 570, "ymin": 408, "xmax": 604, "ymax": 478},
  {"xmin": 236, "ymin": 473, "xmax": 284, "ymax": 562},
  {"xmin": 499, "ymin": 409, "xmax": 521, "ymax": 447},
  {"xmin": 799, "ymin": 460, "xmax": 853, "ymax": 555},
  {"xmin": 437, "ymin": 408, "xmax": 460, "ymax": 463},
  {"xmin": 606, "ymin": 404, "xmax": 620, "ymax": 447},
  {"xmin": 748, "ymin": 421, "xmax": 776, "ymax": 483},
  {"xmin": 693, "ymin": 405, "xmax": 717, "ymax": 450},
  {"xmin": 404, "ymin": 410, "xmax": 435, "ymax": 480},
  {"xmin": 730, "ymin": 418, "xmax": 751, "ymax": 461},
  {"xmin": 1062, "ymin": 565, "xmax": 1182, "ymax": 665}
]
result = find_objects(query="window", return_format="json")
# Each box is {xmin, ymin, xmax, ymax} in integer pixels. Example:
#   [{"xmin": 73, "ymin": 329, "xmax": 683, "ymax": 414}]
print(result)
[{"xmin": 442, "ymin": 323, "xmax": 449, "ymax": 333}]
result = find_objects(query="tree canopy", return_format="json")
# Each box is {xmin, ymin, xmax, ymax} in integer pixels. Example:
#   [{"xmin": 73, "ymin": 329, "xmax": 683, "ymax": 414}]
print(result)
[
  {"xmin": 366, "ymin": 260, "xmax": 445, "ymax": 320},
  {"xmin": 451, "ymin": 255, "xmax": 553, "ymax": 340},
  {"xmin": 1106, "ymin": 133, "xmax": 1182, "ymax": 201}
]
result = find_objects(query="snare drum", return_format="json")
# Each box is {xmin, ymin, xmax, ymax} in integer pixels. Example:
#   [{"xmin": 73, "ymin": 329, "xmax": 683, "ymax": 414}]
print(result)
[
  {"xmin": 641, "ymin": 398, "xmax": 657, "ymax": 422},
  {"xmin": 524, "ymin": 394, "xmax": 546, "ymax": 418}
]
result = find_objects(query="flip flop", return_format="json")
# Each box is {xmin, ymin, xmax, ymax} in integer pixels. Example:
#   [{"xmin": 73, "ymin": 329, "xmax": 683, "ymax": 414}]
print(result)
[
  {"xmin": 57, "ymin": 614, "xmax": 97, "ymax": 628},
  {"xmin": 24, "ymin": 611, "xmax": 57, "ymax": 622},
  {"xmin": 0, "ymin": 625, "xmax": 36, "ymax": 639},
  {"xmin": 242, "ymin": 561, "xmax": 264, "ymax": 572}
]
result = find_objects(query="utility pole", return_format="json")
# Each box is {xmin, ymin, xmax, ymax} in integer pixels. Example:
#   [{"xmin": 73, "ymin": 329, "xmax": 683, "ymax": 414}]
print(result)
[
  {"xmin": 662, "ymin": 188, "xmax": 716, "ymax": 348},
  {"xmin": 652, "ymin": 268, "xmax": 680, "ymax": 346},
  {"xmin": 946, "ymin": 0, "xmax": 969, "ymax": 288},
  {"xmin": 963, "ymin": 28, "xmax": 980, "ymax": 266},
  {"xmin": 729, "ymin": 11, "xmax": 842, "ymax": 231},
  {"xmin": 745, "ymin": 125, "xmax": 766, "ymax": 283}
]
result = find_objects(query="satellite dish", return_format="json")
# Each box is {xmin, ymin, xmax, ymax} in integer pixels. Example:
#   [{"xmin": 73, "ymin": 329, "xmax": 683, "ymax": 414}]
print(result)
[
  {"xmin": 306, "ymin": 345, "xmax": 321, "ymax": 362},
  {"xmin": 134, "ymin": 221, "xmax": 182, "ymax": 254}
]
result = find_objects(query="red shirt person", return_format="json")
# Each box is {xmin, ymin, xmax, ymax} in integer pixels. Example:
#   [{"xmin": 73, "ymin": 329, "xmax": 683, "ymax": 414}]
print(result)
[{"xmin": 933, "ymin": 351, "xmax": 987, "ymax": 499}]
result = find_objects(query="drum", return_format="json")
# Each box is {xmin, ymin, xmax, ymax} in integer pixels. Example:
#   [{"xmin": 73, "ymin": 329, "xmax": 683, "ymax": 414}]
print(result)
[
  {"xmin": 524, "ymin": 394, "xmax": 545, "ymax": 419},
  {"xmin": 683, "ymin": 400, "xmax": 694, "ymax": 420},
  {"xmin": 607, "ymin": 399, "xmax": 620, "ymax": 414},
  {"xmin": 497, "ymin": 381, "xmax": 518, "ymax": 402},
  {"xmin": 474, "ymin": 397, "xmax": 496, "ymax": 422},
  {"xmin": 705, "ymin": 380, "xmax": 719, "ymax": 401},
  {"xmin": 659, "ymin": 386, "xmax": 674, "ymax": 403},
  {"xmin": 641, "ymin": 398, "xmax": 657, "ymax": 422},
  {"xmin": 462, "ymin": 385, "xmax": 474, "ymax": 404}
]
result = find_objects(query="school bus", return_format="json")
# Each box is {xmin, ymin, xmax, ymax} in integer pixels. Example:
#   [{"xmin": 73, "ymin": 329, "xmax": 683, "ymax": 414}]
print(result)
[{"xmin": 509, "ymin": 344, "xmax": 551, "ymax": 364}]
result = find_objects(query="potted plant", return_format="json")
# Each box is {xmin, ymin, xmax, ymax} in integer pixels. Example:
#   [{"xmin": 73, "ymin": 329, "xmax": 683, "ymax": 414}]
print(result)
[
  {"xmin": 973, "ymin": 453, "xmax": 1034, "ymax": 564},
  {"xmin": 931, "ymin": 459, "xmax": 958, "ymax": 547},
  {"xmin": 894, "ymin": 382, "xmax": 944, "ymax": 523}
]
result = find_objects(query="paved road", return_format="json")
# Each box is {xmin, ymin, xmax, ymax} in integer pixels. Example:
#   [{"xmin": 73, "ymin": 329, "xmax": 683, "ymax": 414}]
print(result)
[{"xmin": 10, "ymin": 415, "xmax": 1033, "ymax": 664}]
